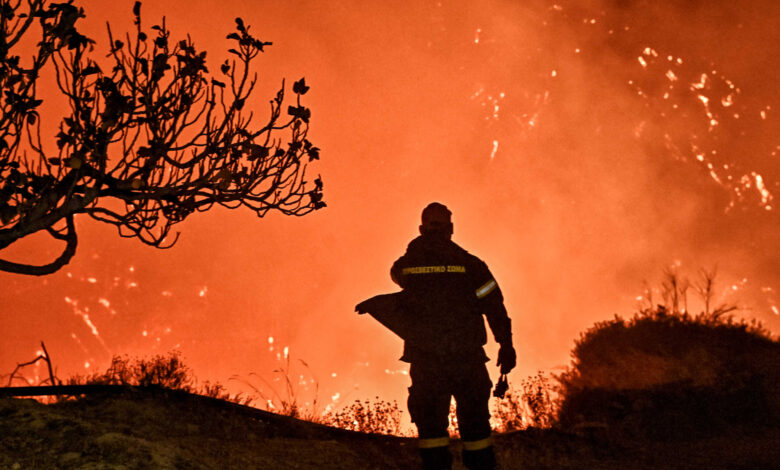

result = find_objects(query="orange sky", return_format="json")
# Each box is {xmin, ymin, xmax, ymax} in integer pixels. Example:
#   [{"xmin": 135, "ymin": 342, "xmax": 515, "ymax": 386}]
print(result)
[{"xmin": 1, "ymin": 0, "xmax": 779, "ymax": 415}]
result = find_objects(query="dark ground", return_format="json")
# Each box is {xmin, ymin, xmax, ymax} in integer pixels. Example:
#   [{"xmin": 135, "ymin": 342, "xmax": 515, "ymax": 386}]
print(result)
[{"xmin": 1, "ymin": 390, "xmax": 778, "ymax": 469}]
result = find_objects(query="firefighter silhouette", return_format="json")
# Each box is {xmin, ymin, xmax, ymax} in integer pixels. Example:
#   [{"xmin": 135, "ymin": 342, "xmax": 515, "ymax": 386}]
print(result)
[{"xmin": 356, "ymin": 202, "xmax": 516, "ymax": 470}]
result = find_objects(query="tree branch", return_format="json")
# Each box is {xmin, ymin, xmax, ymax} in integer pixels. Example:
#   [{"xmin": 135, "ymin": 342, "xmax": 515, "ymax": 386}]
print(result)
[{"xmin": 0, "ymin": 214, "xmax": 77, "ymax": 275}]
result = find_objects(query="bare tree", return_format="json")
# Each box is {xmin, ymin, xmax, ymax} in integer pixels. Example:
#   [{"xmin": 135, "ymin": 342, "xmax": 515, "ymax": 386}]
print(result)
[{"xmin": 0, "ymin": 0, "xmax": 324, "ymax": 275}]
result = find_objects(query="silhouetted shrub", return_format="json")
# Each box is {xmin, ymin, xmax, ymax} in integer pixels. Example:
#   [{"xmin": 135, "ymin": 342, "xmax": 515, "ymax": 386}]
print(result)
[
  {"xmin": 199, "ymin": 381, "xmax": 254, "ymax": 406},
  {"xmin": 75, "ymin": 351, "xmax": 194, "ymax": 390},
  {"xmin": 492, "ymin": 372, "xmax": 557, "ymax": 432},
  {"xmin": 323, "ymin": 397, "xmax": 404, "ymax": 435},
  {"xmin": 66, "ymin": 351, "xmax": 251, "ymax": 406},
  {"xmin": 558, "ymin": 305, "xmax": 780, "ymax": 438}
]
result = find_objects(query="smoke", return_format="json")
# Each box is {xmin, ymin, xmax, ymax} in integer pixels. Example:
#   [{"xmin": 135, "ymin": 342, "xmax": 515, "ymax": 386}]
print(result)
[{"xmin": 1, "ymin": 0, "xmax": 778, "ymax": 417}]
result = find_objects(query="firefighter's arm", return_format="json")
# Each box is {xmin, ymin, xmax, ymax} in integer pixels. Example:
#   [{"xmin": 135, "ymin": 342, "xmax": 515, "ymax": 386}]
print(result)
[
  {"xmin": 480, "ymin": 285, "xmax": 513, "ymax": 347},
  {"xmin": 390, "ymin": 257, "xmax": 407, "ymax": 288},
  {"xmin": 485, "ymin": 296, "xmax": 516, "ymax": 374},
  {"xmin": 475, "ymin": 263, "xmax": 516, "ymax": 373}
]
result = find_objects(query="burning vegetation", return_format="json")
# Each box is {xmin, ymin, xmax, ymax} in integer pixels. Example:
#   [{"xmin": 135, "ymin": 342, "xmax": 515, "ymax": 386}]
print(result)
[{"xmin": 2, "ymin": 277, "xmax": 779, "ymax": 468}]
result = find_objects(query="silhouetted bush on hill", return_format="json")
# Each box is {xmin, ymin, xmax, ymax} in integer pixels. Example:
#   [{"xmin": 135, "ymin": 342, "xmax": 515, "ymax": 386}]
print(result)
[
  {"xmin": 70, "ymin": 352, "xmax": 194, "ymax": 390},
  {"xmin": 324, "ymin": 398, "xmax": 405, "ymax": 435},
  {"xmin": 492, "ymin": 372, "xmax": 557, "ymax": 432},
  {"xmin": 65, "ymin": 351, "xmax": 252, "ymax": 406},
  {"xmin": 557, "ymin": 304, "xmax": 780, "ymax": 438}
]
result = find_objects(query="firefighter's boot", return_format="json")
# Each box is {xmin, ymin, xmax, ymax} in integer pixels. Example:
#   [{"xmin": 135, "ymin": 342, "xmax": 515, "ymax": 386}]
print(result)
[
  {"xmin": 462, "ymin": 446, "xmax": 497, "ymax": 470},
  {"xmin": 419, "ymin": 447, "xmax": 453, "ymax": 470}
]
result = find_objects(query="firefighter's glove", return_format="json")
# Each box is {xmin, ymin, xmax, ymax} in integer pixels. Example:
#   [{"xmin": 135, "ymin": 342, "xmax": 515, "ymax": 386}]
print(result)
[
  {"xmin": 493, "ymin": 374, "xmax": 509, "ymax": 399},
  {"xmin": 354, "ymin": 300, "xmax": 369, "ymax": 315},
  {"xmin": 497, "ymin": 345, "xmax": 516, "ymax": 374}
]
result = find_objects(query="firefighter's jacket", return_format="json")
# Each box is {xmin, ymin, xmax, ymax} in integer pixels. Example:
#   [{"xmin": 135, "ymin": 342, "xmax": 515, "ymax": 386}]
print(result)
[{"xmin": 390, "ymin": 235, "xmax": 512, "ymax": 364}]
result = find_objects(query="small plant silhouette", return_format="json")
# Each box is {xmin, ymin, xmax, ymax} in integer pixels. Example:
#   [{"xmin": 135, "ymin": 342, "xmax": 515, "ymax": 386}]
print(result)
[
  {"xmin": 323, "ymin": 397, "xmax": 404, "ymax": 435},
  {"xmin": 4, "ymin": 341, "xmax": 59, "ymax": 387},
  {"xmin": 492, "ymin": 372, "xmax": 557, "ymax": 432},
  {"xmin": 231, "ymin": 352, "xmax": 320, "ymax": 420}
]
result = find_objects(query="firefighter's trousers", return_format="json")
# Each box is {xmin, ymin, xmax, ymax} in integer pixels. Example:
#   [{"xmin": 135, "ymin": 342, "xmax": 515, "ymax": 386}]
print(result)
[{"xmin": 408, "ymin": 359, "xmax": 496, "ymax": 470}]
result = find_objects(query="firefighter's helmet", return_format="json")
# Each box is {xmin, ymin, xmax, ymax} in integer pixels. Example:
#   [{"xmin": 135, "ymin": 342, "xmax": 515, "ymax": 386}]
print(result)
[{"xmin": 420, "ymin": 202, "xmax": 453, "ymax": 238}]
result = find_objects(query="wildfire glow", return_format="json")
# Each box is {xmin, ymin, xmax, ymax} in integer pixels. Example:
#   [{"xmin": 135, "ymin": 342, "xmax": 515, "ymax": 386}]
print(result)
[{"xmin": 0, "ymin": 0, "xmax": 777, "ymax": 422}]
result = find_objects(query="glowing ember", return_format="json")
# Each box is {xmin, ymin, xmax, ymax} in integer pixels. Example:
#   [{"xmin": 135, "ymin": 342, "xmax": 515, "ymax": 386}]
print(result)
[{"xmin": 82, "ymin": 315, "xmax": 100, "ymax": 337}]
